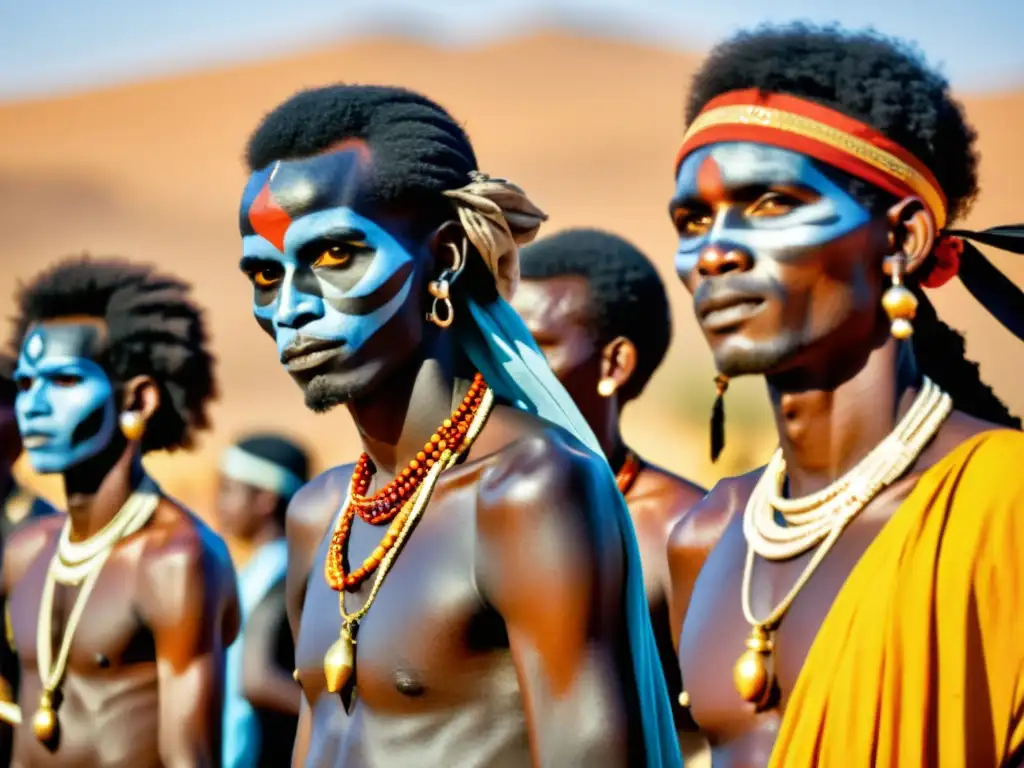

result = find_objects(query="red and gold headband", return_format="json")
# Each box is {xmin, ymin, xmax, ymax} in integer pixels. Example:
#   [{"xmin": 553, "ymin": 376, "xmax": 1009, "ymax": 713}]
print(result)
[
  {"xmin": 674, "ymin": 88, "xmax": 1024, "ymax": 341},
  {"xmin": 674, "ymin": 89, "xmax": 969, "ymax": 286}
]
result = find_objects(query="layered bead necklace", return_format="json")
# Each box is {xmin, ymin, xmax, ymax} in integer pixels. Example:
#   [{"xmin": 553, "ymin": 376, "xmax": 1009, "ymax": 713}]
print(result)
[
  {"xmin": 322, "ymin": 375, "xmax": 494, "ymax": 694},
  {"xmin": 733, "ymin": 376, "xmax": 952, "ymax": 710},
  {"xmin": 33, "ymin": 477, "xmax": 161, "ymax": 743}
]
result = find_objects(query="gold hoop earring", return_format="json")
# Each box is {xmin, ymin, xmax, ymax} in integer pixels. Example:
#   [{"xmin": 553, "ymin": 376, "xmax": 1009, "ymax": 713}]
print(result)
[
  {"xmin": 119, "ymin": 411, "xmax": 145, "ymax": 442},
  {"xmin": 426, "ymin": 239, "xmax": 468, "ymax": 330},
  {"xmin": 597, "ymin": 378, "xmax": 616, "ymax": 398},
  {"xmin": 882, "ymin": 254, "xmax": 918, "ymax": 340}
]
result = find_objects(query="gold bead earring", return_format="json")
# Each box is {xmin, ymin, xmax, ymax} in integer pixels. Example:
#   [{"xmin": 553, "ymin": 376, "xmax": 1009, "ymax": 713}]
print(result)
[
  {"xmin": 597, "ymin": 378, "xmax": 616, "ymax": 398},
  {"xmin": 119, "ymin": 411, "xmax": 146, "ymax": 442},
  {"xmin": 881, "ymin": 254, "xmax": 918, "ymax": 340}
]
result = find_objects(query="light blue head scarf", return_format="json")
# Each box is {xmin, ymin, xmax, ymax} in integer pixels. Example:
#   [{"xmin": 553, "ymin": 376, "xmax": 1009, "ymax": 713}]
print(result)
[{"xmin": 444, "ymin": 174, "xmax": 683, "ymax": 768}]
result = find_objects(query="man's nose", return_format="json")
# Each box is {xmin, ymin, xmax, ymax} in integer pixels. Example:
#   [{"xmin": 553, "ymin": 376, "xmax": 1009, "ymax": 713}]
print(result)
[{"xmin": 697, "ymin": 245, "xmax": 754, "ymax": 278}]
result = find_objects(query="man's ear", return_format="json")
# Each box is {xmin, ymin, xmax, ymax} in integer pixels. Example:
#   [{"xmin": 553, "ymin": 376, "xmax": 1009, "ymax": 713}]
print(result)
[
  {"xmin": 885, "ymin": 196, "xmax": 936, "ymax": 276},
  {"xmin": 428, "ymin": 220, "xmax": 466, "ymax": 276},
  {"xmin": 120, "ymin": 374, "xmax": 160, "ymax": 423}
]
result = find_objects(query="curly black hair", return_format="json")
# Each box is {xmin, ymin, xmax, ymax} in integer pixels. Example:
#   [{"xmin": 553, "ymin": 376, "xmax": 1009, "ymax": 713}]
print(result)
[
  {"xmin": 245, "ymin": 85, "xmax": 477, "ymax": 231},
  {"xmin": 9, "ymin": 255, "xmax": 218, "ymax": 453},
  {"xmin": 687, "ymin": 23, "xmax": 1018, "ymax": 428},
  {"xmin": 519, "ymin": 228, "xmax": 672, "ymax": 402}
]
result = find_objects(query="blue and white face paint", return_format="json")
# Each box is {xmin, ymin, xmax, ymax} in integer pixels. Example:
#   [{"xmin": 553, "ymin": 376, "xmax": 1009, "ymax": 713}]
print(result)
[
  {"xmin": 13, "ymin": 323, "xmax": 118, "ymax": 474},
  {"xmin": 238, "ymin": 146, "xmax": 426, "ymax": 410},
  {"xmin": 668, "ymin": 142, "xmax": 885, "ymax": 377}
]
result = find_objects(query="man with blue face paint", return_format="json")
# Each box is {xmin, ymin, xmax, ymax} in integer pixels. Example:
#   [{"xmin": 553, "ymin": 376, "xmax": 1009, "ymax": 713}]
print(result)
[
  {"xmin": 1, "ymin": 256, "xmax": 241, "ymax": 767},
  {"xmin": 0, "ymin": 357, "xmax": 57, "ymax": 767},
  {"xmin": 665, "ymin": 24, "xmax": 1024, "ymax": 768},
  {"xmin": 238, "ymin": 85, "xmax": 681, "ymax": 767}
]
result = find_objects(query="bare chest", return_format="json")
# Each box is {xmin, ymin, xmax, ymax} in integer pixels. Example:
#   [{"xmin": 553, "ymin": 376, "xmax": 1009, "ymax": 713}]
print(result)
[
  {"xmin": 9, "ymin": 544, "xmax": 152, "ymax": 678},
  {"xmin": 295, "ymin": 489, "xmax": 515, "ymax": 716},
  {"xmin": 678, "ymin": 508, "xmax": 891, "ymax": 753}
]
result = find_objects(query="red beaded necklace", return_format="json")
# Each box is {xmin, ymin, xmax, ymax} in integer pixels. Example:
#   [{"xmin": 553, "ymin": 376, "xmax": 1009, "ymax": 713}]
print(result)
[
  {"xmin": 325, "ymin": 374, "xmax": 488, "ymax": 592},
  {"xmin": 615, "ymin": 450, "xmax": 642, "ymax": 496}
]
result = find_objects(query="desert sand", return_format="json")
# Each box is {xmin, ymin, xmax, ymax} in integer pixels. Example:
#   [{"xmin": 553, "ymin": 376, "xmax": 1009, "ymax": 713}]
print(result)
[{"xmin": 1, "ymin": 33, "xmax": 1021, "ymax": 519}]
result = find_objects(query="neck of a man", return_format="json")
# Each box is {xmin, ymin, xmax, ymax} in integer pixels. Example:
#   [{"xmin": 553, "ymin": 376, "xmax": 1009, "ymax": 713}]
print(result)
[
  {"xmin": 62, "ymin": 441, "xmax": 143, "ymax": 542},
  {"xmin": 347, "ymin": 336, "xmax": 474, "ymax": 479},
  {"xmin": 766, "ymin": 336, "xmax": 920, "ymax": 499},
  {"xmin": 587, "ymin": 396, "xmax": 627, "ymax": 471},
  {"xmin": 249, "ymin": 520, "xmax": 285, "ymax": 550}
]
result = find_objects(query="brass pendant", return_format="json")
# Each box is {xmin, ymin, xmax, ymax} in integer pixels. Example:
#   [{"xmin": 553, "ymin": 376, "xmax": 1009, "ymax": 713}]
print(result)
[
  {"xmin": 32, "ymin": 691, "xmax": 57, "ymax": 743},
  {"xmin": 324, "ymin": 625, "xmax": 355, "ymax": 694},
  {"xmin": 733, "ymin": 625, "xmax": 775, "ymax": 710}
]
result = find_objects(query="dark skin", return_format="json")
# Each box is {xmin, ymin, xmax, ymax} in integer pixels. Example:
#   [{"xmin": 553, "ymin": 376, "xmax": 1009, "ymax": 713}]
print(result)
[
  {"xmin": 2, "ymin": 319, "xmax": 240, "ymax": 768},
  {"xmin": 240, "ymin": 147, "xmax": 645, "ymax": 766},
  {"xmin": 666, "ymin": 145, "xmax": 1002, "ymax": 767},
  {"xmin": 512, "ymin": 276, "xmax": 718, "ymax": 760},
  {"xmin": 216, "ymin": 475, "xmax": 300, "ymax": 716}
]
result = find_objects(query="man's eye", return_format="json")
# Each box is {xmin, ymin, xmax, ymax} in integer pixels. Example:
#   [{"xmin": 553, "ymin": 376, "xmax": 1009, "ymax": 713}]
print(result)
[
  {"xmin": 312, "ymin": 244, "xmax": 362, "ymax": 269},
  {"xmin": 748, "ymin": 192, "xmax": 802, "ymax": 217},
  {"xmin": 51, "ymin": 374, "xmax": 82, "ymax": 387},
  {"xmin": 253, "ymin": 268, "xmax": 282, "ymax": 288},
  {"xmin": 674, "ymin": 210, "xmax": 712, "ymax": 236},
  {"xmin": 15, "ymin": 377, "xmax": 31, "ymax": 392}
]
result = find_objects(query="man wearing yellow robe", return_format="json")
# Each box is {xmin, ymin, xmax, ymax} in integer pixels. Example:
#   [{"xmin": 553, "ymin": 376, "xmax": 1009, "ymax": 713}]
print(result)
[{"xmin": 665, "ymin": 23, "xmax": 1024, "ymax": 768}]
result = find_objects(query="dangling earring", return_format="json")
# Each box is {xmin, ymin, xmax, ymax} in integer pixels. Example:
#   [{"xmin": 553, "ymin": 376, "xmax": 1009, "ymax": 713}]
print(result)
[
  {"xmin": 427, "ymin": 239, "xmax": 468, "ymax": 329},
  {"xmin": 119, "ymin": 411, "xmax": 145, "ymax": 442},
  {"xmin": 597, "ymin": 378, "xmax": 616, "ymax": 398},
  {"xmin": 882, "ymin": 254, "xmax": 918, "ymax": 340},
  {"xmin": 710, "ymin": 374, "xmax": 729, "ymax": 463}
]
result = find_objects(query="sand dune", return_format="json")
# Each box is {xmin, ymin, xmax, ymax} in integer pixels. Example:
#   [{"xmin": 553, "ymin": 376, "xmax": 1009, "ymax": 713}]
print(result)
[{"xmin": 1, "ymin": 34, "xmax": 1021, "ymax": 513}]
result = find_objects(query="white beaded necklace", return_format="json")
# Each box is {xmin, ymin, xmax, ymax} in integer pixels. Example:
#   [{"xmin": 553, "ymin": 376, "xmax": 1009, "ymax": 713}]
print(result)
[{"xmin": 31, "ymin": 477, "xmax": 160, "ymax": 743}]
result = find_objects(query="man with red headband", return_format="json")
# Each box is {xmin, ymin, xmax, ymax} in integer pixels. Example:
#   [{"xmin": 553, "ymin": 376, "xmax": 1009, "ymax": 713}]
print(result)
[{"xmin": 667, "ymin": 24, "xmax": 1024, "ymax": 767}]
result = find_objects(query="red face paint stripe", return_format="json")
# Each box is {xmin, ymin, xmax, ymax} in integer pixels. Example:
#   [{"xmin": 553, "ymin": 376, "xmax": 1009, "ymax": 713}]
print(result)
[
  {"xmin": 695, "ymin": 154, "xmax": 726, "ymax": 202},
  {"xmin": 248, "ymin": 180, "xmax": 292, "ymax": 252}
]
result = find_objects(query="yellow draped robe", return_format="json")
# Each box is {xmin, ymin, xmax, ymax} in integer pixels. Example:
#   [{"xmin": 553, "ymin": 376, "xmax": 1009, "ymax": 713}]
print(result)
[{"xmin": 770, "ymin": 429, "xmax": 1024, "ymax": 767}]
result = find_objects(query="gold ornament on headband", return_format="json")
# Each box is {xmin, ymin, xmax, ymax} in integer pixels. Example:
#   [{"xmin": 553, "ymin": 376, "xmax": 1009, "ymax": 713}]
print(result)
[{"xmin": 443, "ymin": 172, "xmax": 548, "ymax": 300}]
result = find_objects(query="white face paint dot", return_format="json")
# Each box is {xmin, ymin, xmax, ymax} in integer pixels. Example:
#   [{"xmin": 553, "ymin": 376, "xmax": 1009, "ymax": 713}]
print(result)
[{"xmin": 25, "ymin": 332, "xmax": 44, "ymax": 361}]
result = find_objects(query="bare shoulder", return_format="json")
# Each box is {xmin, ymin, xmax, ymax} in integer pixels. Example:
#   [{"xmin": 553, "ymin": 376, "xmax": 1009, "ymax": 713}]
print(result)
[
  {"xmin": 286, "ymin": 464, "xmax": 352, "ymax": 547},
  {"xmin": 667, "ymin": 468, "xmax": 759, "ymax": 563},
  {"xmin": 137, "ymin": 497, "xmax": 235, "ymax": 609},
  {"xmin": 478, "ymin": 427, "xmax": 600, "ymax": 519},
  {"xmin": 3, "ymin": 513, "xmax": 64, "ymax": 587}
]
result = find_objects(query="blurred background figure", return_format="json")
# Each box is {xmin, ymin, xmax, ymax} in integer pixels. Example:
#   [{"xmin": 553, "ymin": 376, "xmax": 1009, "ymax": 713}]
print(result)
[
  {"xmin": 217, "ymin": 433, "xmax": 310, "ymax": 768},
  {"xmin": 0, "ymin": 356, "xmax": 56, "ymax": 768},
  {"xmin": 513, "ymin": 228, "xmax": 715, "ymax": 766}
]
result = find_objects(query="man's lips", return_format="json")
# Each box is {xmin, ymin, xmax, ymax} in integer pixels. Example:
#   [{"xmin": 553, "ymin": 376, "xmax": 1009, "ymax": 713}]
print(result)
[
  {"xmin": 280, "ymin": 339, "xmax": 345, "ymax": 372},
  {"xmin": 696, "ymin": 292, "xmax": 766, "ymax": 332},
  {"xmin": 21, "ymin": 432, "xmax": 54, "ymax": 449}
]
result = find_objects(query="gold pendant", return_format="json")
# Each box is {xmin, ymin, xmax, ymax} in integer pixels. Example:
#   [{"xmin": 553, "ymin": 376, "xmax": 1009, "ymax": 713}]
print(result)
[
  {"xmin": 324, "ymin": 624, "xmax": 355, "ymax": 694},
  {"xmin": 32, "ymin": 691, "xmax": 57, "ymax": 743},
  {"xmin": 733, "ymin": 625, "xmax": 775, "ymax": 710}
]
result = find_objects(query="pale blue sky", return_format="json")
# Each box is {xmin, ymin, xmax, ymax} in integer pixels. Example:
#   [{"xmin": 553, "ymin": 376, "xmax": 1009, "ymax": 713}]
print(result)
[{"xmin": 1, "ymin": 0, "xmax": 1021, "ymax": 101}]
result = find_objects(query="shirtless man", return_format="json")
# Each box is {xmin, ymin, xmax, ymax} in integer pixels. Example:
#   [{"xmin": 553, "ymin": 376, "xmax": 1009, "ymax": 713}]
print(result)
[
  {"xmin": 512, "ymin": 228, "xmax": 717, "ymax": 763},
  {"xmin": 667, "ymin": 24, "xmax": 1024, "ymax": 767},
  {"xmin": 0, "ymin": 358, "xmax": 57, "ymax": 766},
  {"xmin": 3, "ymin": 256, "xmax": 240, "ymax": 767},
  {"xmin": 236, "ymin": 85, "xmax": 680, "ymax": 766}
]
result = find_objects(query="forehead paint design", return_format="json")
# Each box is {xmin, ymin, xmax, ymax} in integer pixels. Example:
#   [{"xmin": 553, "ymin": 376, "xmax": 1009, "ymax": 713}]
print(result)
[
  {"xmin": 239, "ymin": 142, "xmax": 373, "ymax": 248},
  {"xmin": 673, "ymin": 143, "xmax": 870, "ymax": 274},
  {"xmin": 13, "ymin": 323, "xmax": 117, "ymax": 475},
  {"xmin": 240, "ymin": 147, "xmax": 415, "ymax": 366}
]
